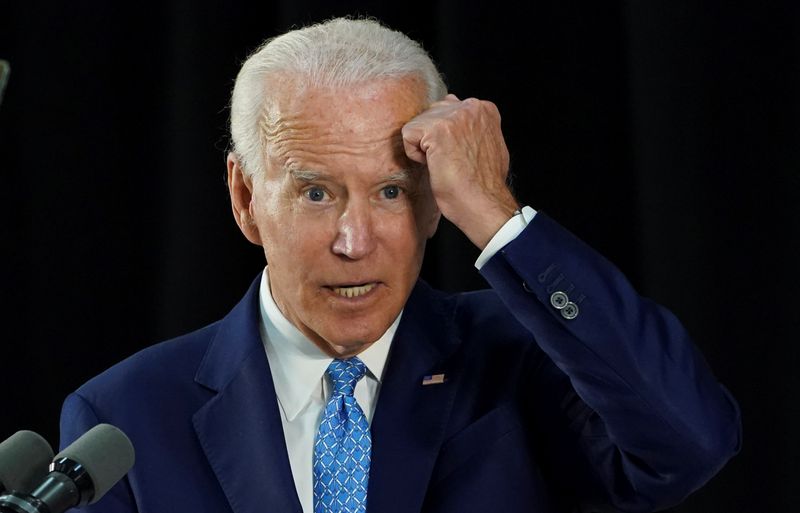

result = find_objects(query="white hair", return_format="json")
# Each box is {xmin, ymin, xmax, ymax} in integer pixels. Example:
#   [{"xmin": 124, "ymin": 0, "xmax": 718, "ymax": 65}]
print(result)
[{"xmin": 229, "ymin": 17, "xmax": 447, "ymax": 176}]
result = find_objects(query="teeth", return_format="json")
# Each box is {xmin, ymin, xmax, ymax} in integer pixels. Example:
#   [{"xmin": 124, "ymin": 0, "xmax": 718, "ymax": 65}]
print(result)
[{"xmin": 333, "ymin": 283, "xmax": 376, "ymax": 298}]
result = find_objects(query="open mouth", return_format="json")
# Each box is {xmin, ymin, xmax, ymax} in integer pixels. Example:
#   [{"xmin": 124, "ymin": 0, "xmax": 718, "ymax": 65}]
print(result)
[{"xmin": 331, "ymin": 283, "xmax": 377, "ymax": 298}]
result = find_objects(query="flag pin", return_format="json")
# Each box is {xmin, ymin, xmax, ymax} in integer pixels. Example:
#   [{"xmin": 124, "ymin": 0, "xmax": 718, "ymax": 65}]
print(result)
[{"xmin": 422, "ymin": 373, "xmax": 446, "ymax": 385}]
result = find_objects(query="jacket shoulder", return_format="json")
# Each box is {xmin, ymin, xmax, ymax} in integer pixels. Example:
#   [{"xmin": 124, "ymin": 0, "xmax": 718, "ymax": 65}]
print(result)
[{"xmin": 73, "ymin": 322, "xmax": 222, "ymax": 415}]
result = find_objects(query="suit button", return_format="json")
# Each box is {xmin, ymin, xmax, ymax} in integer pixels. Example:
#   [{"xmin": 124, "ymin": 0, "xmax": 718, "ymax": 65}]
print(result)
[
  {"xmin": 522, "ymin": 281, "xmax": 534, "ymax": 293},
  {"xmin": 550, "ymin": 291, "xmax": 569, "ymax": 309},
  {"xmin": 561, "ymin": 302, "xmax": 579, "ymax": 320}
]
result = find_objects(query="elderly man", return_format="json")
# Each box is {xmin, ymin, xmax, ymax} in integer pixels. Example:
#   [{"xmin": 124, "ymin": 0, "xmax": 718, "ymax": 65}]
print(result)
[{"xmin": 60, "ymin": 17, "xmax": 741, "ymax": 513}]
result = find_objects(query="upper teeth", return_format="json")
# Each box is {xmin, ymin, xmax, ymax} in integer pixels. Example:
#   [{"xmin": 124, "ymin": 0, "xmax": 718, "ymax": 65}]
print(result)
[{"xmin": 333, "ymin": 284, "xmax": 375, "ymax": 298}]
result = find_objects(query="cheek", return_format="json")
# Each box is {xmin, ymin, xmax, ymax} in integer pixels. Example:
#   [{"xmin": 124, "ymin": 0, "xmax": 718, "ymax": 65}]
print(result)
[
  {"xmin": 263, "ymin": 209, "xmax": 343, "ymax": 268},
  {"xmin": 380, "ymin": 212, "xmax": 427, "ymax": 260},
  {"xmin": 265, "ymin": 219, "xmax": 328, "ymax": 258}
]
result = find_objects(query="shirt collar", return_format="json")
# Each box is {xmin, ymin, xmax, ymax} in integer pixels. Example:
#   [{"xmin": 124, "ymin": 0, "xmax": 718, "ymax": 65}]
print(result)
[{"xmin": 258, "ymin": 268, "xmax": 399, "ymax": 421}]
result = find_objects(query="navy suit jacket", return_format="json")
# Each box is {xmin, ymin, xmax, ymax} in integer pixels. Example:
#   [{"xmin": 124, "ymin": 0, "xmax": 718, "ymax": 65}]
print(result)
[{"xmin": 60, "ymin": 214, "xmax": 741, "ymax": 513}]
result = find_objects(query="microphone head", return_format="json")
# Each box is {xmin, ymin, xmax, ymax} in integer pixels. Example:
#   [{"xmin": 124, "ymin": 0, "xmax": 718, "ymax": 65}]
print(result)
[
  {"xmin": 0, "ymin": 430, "xmax": 54, "ymax": 493},
  {"xmin": 55, "ymin": 424, "xmax": 135, "ymax": 504}
]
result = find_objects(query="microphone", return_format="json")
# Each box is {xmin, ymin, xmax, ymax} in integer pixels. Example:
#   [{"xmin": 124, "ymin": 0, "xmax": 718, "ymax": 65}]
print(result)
[
  {"xmin": 0, "ymin": 431, "xmax": 54, "ymax": 494},
  {"xmin": 0, "ymin": 424, "xmax": 135, "ymax": 513}
]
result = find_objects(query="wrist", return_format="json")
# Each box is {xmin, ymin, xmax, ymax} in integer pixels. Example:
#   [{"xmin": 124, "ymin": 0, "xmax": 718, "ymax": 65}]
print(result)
[{"xmin": 449, "ymin": 196, "xmax": 520, "ymax": 250}]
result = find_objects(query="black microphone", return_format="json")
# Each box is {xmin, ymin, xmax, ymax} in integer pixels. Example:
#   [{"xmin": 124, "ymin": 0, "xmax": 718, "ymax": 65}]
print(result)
[
  {"xmin": 0, "ymin": 424, "xmax": 135, "ymax": 513},
  {"xmin": 0, "ymin": 431, "xmax": 54, "ymax": 495}
]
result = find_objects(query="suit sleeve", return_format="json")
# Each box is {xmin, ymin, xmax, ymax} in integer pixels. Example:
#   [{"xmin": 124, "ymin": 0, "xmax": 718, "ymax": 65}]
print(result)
[
  {"xmin": 479, "ymin": 213, "xmax": 742, "ymax": 512},
  {"xmin": 60, "ymin": 393, "xmax": 139, "ymax": 513}
]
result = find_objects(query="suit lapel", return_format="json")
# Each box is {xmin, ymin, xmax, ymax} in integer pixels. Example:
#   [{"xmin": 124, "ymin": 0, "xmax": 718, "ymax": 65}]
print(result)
[
  {"xmin": 192, "ymin": 276, "xmax": 303, "ymax": 513},
  {"xmin": 368, "ymin": 281, "xmax": 462, "ymax": 513}
]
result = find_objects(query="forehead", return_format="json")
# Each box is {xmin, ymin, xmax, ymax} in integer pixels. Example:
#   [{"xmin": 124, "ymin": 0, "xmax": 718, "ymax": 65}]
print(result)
[
  {"xmin": 260, "ymin": 75, "xmax": 427, "ymax": 167},
  {"xmin": 265, "ymin": 74, "xmax": 427, "ymax": 126}
]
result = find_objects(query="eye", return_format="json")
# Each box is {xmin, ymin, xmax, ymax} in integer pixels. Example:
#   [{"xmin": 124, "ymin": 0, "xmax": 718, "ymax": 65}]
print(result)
[
  {"xmin": 381, "ymin": 185, "xmax": 401, "ymax": 199},
  {"xmin": 304, "ymin": 186, "xmax": 327, "ymax": 202}
]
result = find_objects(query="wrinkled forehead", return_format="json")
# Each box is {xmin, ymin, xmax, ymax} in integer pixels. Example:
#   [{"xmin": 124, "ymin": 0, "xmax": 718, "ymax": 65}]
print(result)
[{"xmin": 259, "ymin": 74, "xmax": 428, "ymax": 154}]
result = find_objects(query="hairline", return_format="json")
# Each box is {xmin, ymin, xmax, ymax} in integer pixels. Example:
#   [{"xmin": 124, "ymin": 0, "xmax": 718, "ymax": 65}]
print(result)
[{"xmin": 229, "ymin": 17, "xmax": 447, "ymax": 179}]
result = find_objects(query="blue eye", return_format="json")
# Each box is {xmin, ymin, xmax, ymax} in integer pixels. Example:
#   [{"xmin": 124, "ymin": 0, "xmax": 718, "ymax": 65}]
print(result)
[
  {"xmin": 305, "ymin": 187, "xmax": 326, "ymax": 202},
  {"xmin": 382, "ymin": 185, "xmax": 400, "ymax": 199}
]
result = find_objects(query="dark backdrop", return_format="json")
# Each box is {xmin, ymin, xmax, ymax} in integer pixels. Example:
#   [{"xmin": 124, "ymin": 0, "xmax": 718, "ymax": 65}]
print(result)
[{"xmin": 1, "ymin": 1, "xmax": 798, "ymax": 512}]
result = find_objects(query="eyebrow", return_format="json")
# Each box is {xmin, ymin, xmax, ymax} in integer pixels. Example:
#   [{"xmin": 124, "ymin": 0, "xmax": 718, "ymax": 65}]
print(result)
[
  {"xmin": 289, "ymin": 169, "xmax": 323, "ymax": 182},
  {"xmin": 288, "ymin": 169, "xmax": 413, "ymax": 183},
  {"xmin": 385, "ymin": 170, "xmax": 411, "ymax": 182}
]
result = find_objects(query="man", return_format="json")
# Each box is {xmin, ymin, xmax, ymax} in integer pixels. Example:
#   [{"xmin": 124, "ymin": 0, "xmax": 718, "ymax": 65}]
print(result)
[{"xmin": 60, "ymin": 17, "xmax": 741, "ymax": 513}]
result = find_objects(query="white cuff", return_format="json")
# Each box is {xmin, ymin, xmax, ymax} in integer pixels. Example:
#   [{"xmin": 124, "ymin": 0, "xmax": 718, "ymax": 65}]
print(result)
[{"xmin": 474, "ymin": 206, "xmax": 537, "ymax": 269}]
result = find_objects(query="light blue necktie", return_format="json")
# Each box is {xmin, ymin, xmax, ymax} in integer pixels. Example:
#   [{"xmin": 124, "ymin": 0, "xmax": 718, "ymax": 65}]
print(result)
[{"xmin": 313, "ymin": 357, "xmax": 371, "ymax": 513}]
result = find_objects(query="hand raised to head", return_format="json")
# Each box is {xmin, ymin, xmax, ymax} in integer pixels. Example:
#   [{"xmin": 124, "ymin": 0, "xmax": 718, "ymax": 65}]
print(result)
[{"xmin": 401, "ymin": 94, "xmax": 519, "ymax": 250}]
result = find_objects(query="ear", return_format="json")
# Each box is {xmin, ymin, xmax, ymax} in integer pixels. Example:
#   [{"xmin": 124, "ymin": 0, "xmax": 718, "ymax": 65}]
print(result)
[{"xmin": 227, "ymin": 152, "xmax": 262, "ymax": 246}]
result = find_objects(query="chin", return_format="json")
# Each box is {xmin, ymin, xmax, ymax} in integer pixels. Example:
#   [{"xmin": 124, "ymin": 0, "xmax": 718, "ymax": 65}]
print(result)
[
  {"xmin": 326, "ymin": 344, "xmax": 369, "ymax": 358},
  {"xmin": 318, "ymin": 324, "xmax": 386, "ymax": 357}
]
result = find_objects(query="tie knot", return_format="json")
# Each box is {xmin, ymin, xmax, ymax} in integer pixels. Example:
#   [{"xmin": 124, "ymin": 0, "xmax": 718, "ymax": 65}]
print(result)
[{"xmin": 327, "ymin": 357, "xmax": 366, "ymax": 397}]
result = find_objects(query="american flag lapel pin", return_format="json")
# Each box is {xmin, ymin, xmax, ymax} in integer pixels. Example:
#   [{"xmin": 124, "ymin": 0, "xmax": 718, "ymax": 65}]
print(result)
[{"xmin": 422, "ymin": 373, "xmax": 446, "ymax": 385}]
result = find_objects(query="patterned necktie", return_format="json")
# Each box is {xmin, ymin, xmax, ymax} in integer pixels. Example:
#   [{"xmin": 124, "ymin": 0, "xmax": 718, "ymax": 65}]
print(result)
[{"xmin": 313, "ymin": 357, "xmax": 371, "ymax": 513}]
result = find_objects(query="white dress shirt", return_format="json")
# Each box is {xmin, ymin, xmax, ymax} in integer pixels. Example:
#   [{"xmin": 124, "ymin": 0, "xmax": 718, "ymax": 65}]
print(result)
[
  {"xmin": 258, "ymin": 272, "xmax": 399, "ymax": 513},
  {"xmin": 257, "ymin": 205, "xmax": 536, "ymax": 513}
]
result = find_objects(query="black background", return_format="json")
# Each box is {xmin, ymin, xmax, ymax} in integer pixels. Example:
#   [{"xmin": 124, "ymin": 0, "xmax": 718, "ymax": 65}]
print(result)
[{"xmin": 1, "ymin": 1, "xmax": 798, "ymax": 511}]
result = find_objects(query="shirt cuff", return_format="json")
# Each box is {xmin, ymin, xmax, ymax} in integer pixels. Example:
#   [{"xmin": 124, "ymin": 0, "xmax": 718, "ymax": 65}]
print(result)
[{"xmin": 474, "ymin": 206, "xmax": 537, "ymax": 270}]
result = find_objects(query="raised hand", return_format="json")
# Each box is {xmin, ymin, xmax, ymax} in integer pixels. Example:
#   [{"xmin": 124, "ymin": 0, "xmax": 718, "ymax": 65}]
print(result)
[{"xmin": 402, "ymin": 94, "xmax": 519, "ymax": 249}]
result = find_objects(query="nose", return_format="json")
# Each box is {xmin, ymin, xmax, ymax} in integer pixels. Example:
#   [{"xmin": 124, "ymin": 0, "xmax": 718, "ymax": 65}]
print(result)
[{"xmin": 331, "ymin": 199, "xmax": 377, "ymax": 260}]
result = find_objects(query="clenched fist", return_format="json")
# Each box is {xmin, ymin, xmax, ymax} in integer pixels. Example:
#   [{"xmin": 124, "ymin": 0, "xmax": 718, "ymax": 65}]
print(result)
[{"xmin": 402, "ymin": 94, "xmax": 519, "ymax": 250}]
